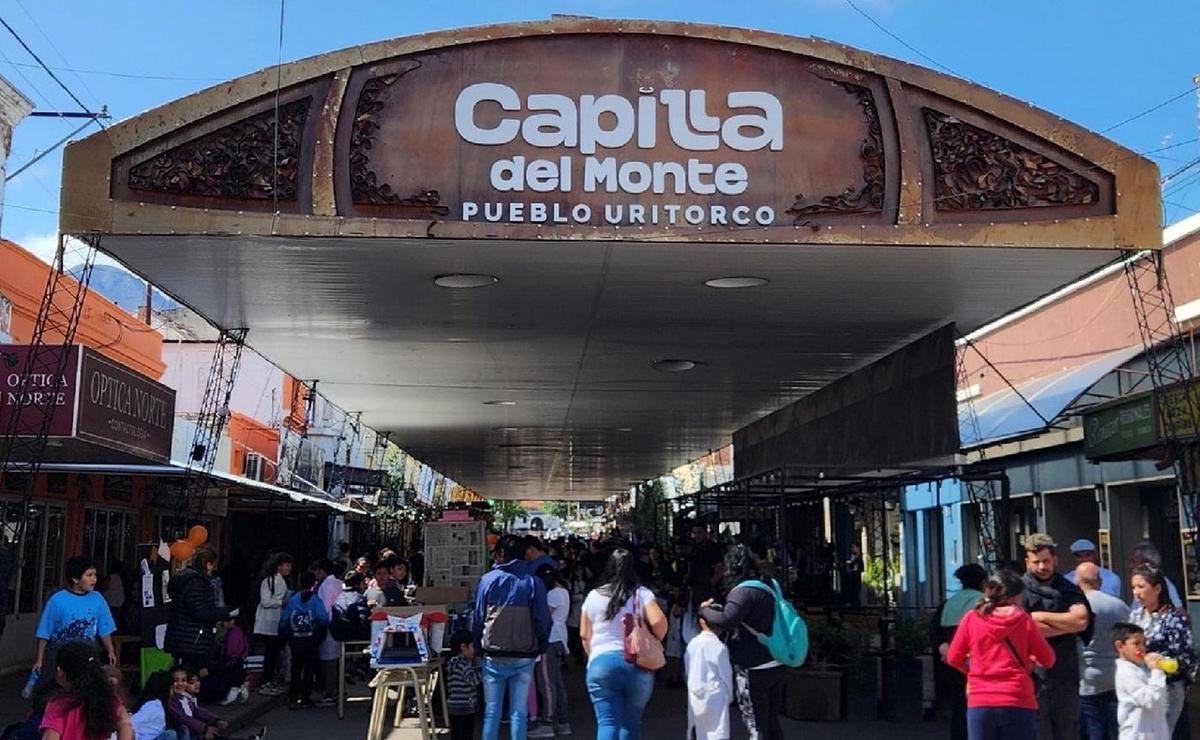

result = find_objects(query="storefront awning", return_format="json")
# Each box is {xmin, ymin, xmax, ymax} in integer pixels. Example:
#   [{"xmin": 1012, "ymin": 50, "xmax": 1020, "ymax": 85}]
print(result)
[
  {"xmin": 34, "ymin": 460, "xmax": 362, "ymax": 515},
  {"xmin": 960, "ymin": 344, "xmax": 1144, "ymax": 449}
]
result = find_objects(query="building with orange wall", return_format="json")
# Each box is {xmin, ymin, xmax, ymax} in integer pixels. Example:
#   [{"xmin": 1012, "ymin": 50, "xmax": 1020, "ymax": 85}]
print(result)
[
  {"xmin": 0, "ymin": 239, "xmax": 165, "ymax": 380},
  {"xmin": 0, "ymin": 238, "xmax": 177, "ymax": 674}
]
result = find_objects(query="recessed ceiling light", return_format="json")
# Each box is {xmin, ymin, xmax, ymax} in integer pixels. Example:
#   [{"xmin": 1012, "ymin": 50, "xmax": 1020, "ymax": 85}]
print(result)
[
  {"xmin": 494, "ymin": 426, "xmax": 520, "ymax": 432},
  {"xmin": 434, "ymin": 273, "xmax": 498, "ymax": 289},
  {"xmin": 483, "ymin": 400, "xmax": 518, "ymax": 406},
  {"xmin": 704, "ymin": 276, "xmax": 769, "ymax": 289},
  {"xmin": 616, "ymin": 427, "xmax": 634, "ymax": 432},
  {"xmin": 652, "ymin": 359, "xmax": 698, "ymax": 373},
  {"xmin": 445, "ymin": 337, "xmax": 475, "ymax": 343}
]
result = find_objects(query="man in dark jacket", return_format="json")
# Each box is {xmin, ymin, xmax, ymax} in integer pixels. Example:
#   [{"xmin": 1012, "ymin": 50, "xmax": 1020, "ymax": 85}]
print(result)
[
  {"xmin": 700, "ymin": 542, "xmax": 785, "ymax": 740},
  {"xmin": 165, "ymin": 548, "xmax": 233, "ymax": 666},
  {"xmin": 473, "ymin": 535, "xmax": 550, "ymax": 740},
  {"xmin": 1022, "ymin": 533, "xmax": 1092, "ymax": 740}
]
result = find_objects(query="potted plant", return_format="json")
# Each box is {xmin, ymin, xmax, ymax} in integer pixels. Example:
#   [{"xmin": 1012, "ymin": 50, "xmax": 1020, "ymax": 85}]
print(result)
[
  {"xmin": 842, "ymin": 618, "xmax": 879, "ymax": 721},
  {"xmin": 784, "ymin": 613, "xmax": 854, "ymax": 721},
  {"xmin": 881, "ymin": 615, "xmax": 929, "ymax": 723}
]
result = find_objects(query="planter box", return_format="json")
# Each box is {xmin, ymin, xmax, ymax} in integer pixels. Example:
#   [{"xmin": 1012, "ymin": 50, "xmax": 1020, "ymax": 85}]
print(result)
[
  {"xmin": 785, "ymin": 668, "xmax": 843, "ymax": 721},
  {"xmin": 881, "ymin": 657, "xmax": 923, "ymax": 723},
  {"xmin": 844, "ymin": 657, "xmax": 880, "ymax": 721}
]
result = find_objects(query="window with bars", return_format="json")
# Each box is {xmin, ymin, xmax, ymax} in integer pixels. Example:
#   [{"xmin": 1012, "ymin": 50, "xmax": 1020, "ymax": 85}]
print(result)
[
  {"xmin": 0, "ymin": 499, "xmax": 65, "ymax": 615},
  {"xmin": 156, "ymin": 514, "xmax": 210, "ymax": 545},
  {"xmin": 82, "ymin": 508, "xmax": 136, "ymax": 577}
]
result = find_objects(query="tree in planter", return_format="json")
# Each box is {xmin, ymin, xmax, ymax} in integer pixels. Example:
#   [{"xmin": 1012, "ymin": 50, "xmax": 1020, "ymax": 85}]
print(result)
[
  {"xmin": 785, "ymin": 617, "xmax": 855, "ymax": 721},
  {"xmin": 882, "ymin": 614, "xmax": 932, "ymax": 723},
  {"xmin": 622, "ymin": 479, "xmax": 670, "ymax": 542},
  {"xmin": 488, "ymin": 499, "xmax": 528, "ymax": 531}
]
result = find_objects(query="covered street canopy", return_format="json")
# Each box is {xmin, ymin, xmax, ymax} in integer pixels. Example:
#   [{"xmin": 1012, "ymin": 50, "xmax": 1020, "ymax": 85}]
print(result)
[{"xmin": 58, "ymin": 18, "xmax": 1161, "ymax": 499}]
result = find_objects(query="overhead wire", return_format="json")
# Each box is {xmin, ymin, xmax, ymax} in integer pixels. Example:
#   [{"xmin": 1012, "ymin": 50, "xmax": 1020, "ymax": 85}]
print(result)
[
  {"xmin": 843, "ymin": 0, "xmax": 968, "ymax": 80},
  {"xmin": 1099, "ymin": 85, "xmax": 1199, "ymax": 134},
  {"xmin": 12, "ymin": 0, "xmax": 103, "ymax": 112},
  {"xmin": 0, "ymin": 59, "xmax": 224, "ymax": 83},
  {"xmin": 0, "ymin": 15, "xmax": 105, "ymax": 129}
]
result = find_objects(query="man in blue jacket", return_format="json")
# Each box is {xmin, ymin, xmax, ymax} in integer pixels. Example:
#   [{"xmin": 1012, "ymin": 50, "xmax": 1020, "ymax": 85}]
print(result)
[{"xmin": 473, "ymin": 534, "xmax": 550, "ymax": 740}]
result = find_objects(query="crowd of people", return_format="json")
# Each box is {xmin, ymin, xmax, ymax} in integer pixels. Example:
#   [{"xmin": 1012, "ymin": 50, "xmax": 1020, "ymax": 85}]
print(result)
[
  {"xmin": 6, "ymin": 522, "xmax": 799, "ymax": 740},
  {"xmin": 7, "ymin": 523, "xmax": 1196, "ymax": 740},
  {"xmin": 933, "ymin": 534, "xmax": 1196, "ymax": 740}
]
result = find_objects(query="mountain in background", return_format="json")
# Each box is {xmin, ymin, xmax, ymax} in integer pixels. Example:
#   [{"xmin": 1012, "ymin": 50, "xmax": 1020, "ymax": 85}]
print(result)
[{"xmin": 69, "ymin": 264, "xmax": 178, "ymax": 315}]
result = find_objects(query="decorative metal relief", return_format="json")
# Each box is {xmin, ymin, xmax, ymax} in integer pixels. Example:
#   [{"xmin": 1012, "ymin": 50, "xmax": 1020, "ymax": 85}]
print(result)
[
  {"xmin": 347, "ymin": 70, "xmax": 451, "ymax": 216},
  {"xmin": 128, "ymin": 98, "xmax": 312, "ymax": 201},
  {"xmin": 923, "ymin": 108, "xmax": 1100, "ymax": 210},
  {"xmin": 349, "ymin": 74, "xmax": 402, "ymax": 204},
  {"xmin": 787, "ymin": 80, "xmax": 885, "ymax": 229}
]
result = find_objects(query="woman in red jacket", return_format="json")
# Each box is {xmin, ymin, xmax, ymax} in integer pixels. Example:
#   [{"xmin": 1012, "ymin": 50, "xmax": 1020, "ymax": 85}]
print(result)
[{"xmin": 945, "ymin": 570, "xmax": 1055, "ymax": 740}]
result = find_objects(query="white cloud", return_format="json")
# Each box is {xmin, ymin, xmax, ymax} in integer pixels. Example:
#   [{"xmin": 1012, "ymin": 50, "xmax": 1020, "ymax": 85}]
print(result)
[{"xmin": 11, "ymin": 230, "xmax": 126, "ymax": 271}]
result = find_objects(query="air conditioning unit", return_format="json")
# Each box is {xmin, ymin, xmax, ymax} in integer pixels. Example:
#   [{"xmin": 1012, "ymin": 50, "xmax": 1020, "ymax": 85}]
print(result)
[{"xmin": 243, "ymin": 453, "xmax": 267, "ymax": 481}]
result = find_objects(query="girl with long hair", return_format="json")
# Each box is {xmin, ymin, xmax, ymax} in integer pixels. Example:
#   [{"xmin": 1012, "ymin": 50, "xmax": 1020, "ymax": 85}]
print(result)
[
  {"xmin": 945, "ymin": 571, "xmax": 1055, "ymax": 740},
  {"xmin": 252, "ymin": 552, "xmax": 293, "ymax": 695},
  {"xmin": 1129, "ymin": 563, "xmax": 1195, "ymax": 734},
  {"xmin": 39, "ymin": 641, "xmax": 132, "ymax": 740},
  {"xmin": 580, "ymin": 548, "xmax": 667, "ymax": 740},
  {"xmin": 129, "ymin": 671, "xmax": 176, "ymax": 740}
]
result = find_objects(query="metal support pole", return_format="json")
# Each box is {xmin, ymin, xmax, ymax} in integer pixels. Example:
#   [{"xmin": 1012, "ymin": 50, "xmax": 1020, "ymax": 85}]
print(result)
[{"xmin": 998, "ymin": 474, "xmax": 1013, "ymax": 564}]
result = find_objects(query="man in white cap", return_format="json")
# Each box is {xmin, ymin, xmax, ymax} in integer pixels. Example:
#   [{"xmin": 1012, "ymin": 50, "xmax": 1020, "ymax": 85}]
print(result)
[{"xmin": 1064, "ymin": 538, "xmax": 1121, "ymax": 598}]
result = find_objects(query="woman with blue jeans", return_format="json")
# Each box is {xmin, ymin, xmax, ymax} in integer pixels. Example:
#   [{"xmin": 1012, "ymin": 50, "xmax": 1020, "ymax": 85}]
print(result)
[{"xmin": 580, "ymin": 549, "xmax": 668, "ymax": 740}]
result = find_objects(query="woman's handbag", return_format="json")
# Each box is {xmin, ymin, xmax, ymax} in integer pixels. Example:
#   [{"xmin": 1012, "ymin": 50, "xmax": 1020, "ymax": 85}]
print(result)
[{"xmin": 623, "ymin": 590, "xmax": 666, "ymax": 671}]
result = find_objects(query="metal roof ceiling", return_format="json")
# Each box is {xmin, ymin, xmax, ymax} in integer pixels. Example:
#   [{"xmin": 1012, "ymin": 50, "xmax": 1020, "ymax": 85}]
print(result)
[
  {"xmin": 959, "ymin": 344, "xmax": 1144, "ymax": 448},
  {"xmin": 95, "ymin": 233, "xmax": 1119, "ymax": 498}
]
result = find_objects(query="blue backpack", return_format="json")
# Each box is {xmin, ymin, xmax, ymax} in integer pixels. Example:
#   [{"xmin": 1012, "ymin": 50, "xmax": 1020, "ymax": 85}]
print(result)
[
  {"xmin": 286, "ymin": 596, "xmax": 325, "ymax": 641},
  {"xmin": 740, "ymin": 578, "xmax": 809, "ymax": 667}
]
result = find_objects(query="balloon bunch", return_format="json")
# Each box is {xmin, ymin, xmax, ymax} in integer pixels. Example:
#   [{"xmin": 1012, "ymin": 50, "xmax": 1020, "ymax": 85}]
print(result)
[{"xmin": 168, "ymin": 525, "xmax": 209, "ymax": 562}]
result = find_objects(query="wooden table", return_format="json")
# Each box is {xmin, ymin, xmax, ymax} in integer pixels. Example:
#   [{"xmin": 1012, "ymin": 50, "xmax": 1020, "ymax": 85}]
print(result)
[
  {"xmin": 365, "ymin": 659, "xmax": 448, "ymax": 740},
  {"xmin": 336, "ymin": 640, "xmax": 372, "ymax": 719}
]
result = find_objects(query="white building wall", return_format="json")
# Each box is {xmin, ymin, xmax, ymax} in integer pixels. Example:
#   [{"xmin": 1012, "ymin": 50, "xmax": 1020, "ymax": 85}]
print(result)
[{"xmin": 161, "ymin": 342, "xmax": 286, "ymax": 424}]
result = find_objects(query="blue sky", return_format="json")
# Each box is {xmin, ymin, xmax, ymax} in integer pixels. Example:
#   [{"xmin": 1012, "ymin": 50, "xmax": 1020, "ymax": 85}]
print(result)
[{"xmin": 3, "ymin": 0, "xmax": 1198, "ymax": 260}]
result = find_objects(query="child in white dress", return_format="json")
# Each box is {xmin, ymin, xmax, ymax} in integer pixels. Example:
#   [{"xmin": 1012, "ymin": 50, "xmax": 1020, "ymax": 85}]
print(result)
[{"xmin": 683, "ymin": 615, "xmax": 733, "ymax": 740}]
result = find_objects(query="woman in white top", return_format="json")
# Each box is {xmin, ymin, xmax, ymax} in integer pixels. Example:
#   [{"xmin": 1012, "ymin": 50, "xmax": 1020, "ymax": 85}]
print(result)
[
  {"xmin": 252, "ymin": 552, "xmax": 293, "ymax": 694},
  {"xmin": 580, "ymin": 548, "xmax": 668, "ymax": 740}
]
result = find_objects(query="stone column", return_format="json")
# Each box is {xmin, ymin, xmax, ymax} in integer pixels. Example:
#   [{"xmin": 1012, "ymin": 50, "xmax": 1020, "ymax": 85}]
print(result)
[{"xmin": 0, "ymin": 73, "xmax": 34, "ymax": 233}]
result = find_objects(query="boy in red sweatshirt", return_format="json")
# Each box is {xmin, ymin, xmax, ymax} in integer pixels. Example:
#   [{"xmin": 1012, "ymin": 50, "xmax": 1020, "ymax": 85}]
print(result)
[{"xmin": 946, "ymin": 571, "xmax": 1055, "ymax": 740}]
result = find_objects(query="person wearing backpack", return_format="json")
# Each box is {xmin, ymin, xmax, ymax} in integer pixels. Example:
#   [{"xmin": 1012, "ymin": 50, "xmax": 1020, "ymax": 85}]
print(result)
[
  {"xmin": 280, "ymin": 571, "xmax": 329, "ymax": 708},
  {"xmin": 700, "ymin": 542, "xmax": 801, "ymax": 740}
]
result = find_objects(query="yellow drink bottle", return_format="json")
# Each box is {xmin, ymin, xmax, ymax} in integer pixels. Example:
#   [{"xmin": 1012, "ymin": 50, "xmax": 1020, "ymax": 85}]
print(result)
[{"xmin": 1159, "ymin": 656, "xmax": 1179, "ymax": 675}]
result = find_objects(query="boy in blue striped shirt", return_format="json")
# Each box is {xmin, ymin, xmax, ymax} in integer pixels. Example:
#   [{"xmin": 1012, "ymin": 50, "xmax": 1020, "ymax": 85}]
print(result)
[{"xmin": 447, "ymin": 630, "xmax": 481, "ymax": 740}]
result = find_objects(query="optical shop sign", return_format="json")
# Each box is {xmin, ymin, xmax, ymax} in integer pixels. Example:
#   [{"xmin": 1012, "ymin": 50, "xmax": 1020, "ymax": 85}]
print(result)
[
  {"xmin": 0, "ymin": 345, "xmax": 175, "ymax": 462},
  {"xmin": 345, "ymin": 35, "xmax": 883, "ymax": 229}
]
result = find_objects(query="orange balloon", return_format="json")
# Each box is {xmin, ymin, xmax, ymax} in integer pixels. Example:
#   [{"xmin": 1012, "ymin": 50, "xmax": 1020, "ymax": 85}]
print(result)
[
  {"xmin": 170, "ymin": 540, "xmax": 195, "ymax": 562},
  {"xmin": 187, "ymin": 525, "xmax": 209, "ymax": 546}
]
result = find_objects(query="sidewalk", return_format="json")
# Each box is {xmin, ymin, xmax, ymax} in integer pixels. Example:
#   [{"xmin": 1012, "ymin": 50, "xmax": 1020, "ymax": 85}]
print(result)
[{"xmin": 0, "ymin": 670, "xmax": 284, "ymax": 734}]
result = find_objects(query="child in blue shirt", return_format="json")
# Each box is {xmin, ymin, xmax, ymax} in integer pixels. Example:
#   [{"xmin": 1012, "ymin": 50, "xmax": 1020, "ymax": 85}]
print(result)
[{"xmin": 34, "ymin": 556, "xmax": 117, "ymax": 679}]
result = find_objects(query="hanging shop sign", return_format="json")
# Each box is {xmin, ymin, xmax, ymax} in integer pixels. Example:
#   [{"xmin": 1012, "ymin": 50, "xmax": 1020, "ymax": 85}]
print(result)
[
  {"xmin": 0, "ymin": 344, "xmax": 176, "ymax": 463},
  {"xmin": 1082, "ymin": 392, "xmax": 1156, "ymax": 460},
  {"xmin": 1157, "ymin": 379, "xmax": 1200, "ymax": 442},
  {"xmin": 84, "ymin": 20, "xmax": 1160, "ymax": 249}
]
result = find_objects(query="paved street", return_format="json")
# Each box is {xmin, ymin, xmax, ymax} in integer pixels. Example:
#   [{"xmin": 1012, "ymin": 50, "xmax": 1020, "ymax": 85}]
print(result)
[{"xmin": 248, "ymin": 663, "xmax": 945, "ymax": 740}]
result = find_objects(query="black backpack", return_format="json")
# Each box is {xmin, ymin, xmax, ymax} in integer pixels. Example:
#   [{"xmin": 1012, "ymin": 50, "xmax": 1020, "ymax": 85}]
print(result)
[{"xmin": 330, "ymin": 595, "xmax": 372, "ymax": 641}]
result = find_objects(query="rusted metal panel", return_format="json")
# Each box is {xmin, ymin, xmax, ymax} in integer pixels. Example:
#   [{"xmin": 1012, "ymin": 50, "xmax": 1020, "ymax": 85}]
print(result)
[
  {"xmin": 61, "ymin": 20, "xmax": 1160, "ymax": 249},
  {"xmin": 732, "ymin": 324, "xmax": 959, "ymax": 475}
]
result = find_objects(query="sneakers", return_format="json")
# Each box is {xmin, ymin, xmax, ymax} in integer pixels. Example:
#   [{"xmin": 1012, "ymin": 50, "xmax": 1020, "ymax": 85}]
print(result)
[
  {"xmin": 528, "ymin": 723, "xmax": 556, "ymax": 738},
  {"xmin": 259, "ymin": 682, "xmax": 285, "ymax": 696},
  {"xmin": 221, "ymin": 687, "xmax": 241, "ymax": 706},
  {"xmin": 239, "ymin": 686, "xmax": 250, "ymax": 703},
  {"xmin": 555, "ymin": 723, "xmax": 572, "ymax": 735},
  {"xmin": 316, "ymin": 696, "xmax": 336, "ymax": 707}
]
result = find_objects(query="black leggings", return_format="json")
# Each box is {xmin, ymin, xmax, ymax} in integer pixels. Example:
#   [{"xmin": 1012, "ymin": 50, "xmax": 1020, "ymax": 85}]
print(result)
[
  {"xmin": 735, "ymin": 665, "xmax": 787, "ymax": 740},
  {"xmin": 259, "ymin": 635, "xmax": 285, "ymax": 683}
]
